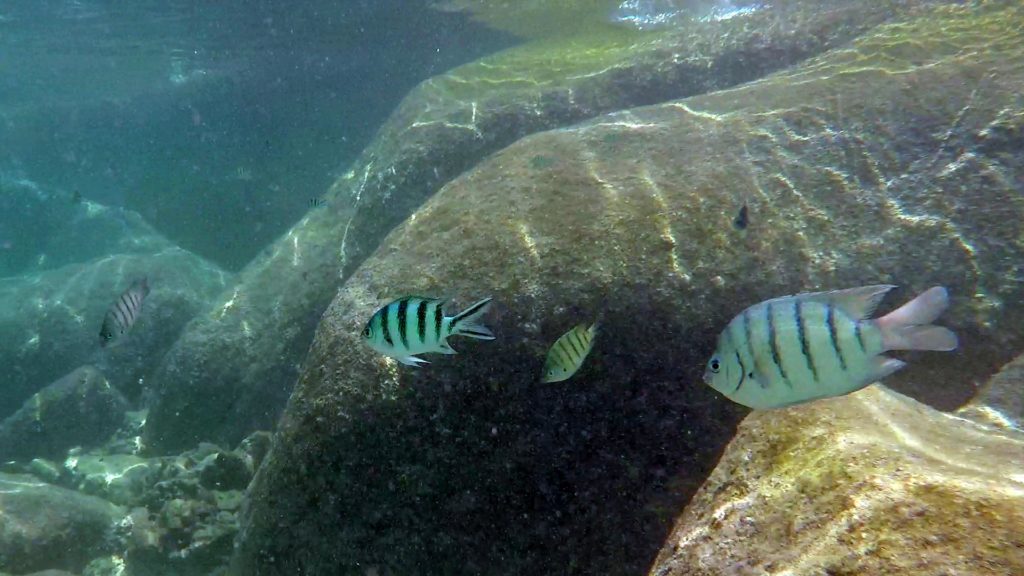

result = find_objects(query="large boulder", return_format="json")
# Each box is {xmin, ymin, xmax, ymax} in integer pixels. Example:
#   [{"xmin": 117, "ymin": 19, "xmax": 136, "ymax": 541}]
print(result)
[
  {"xmin": 647, "ymin": 385, "xmax": 1024, "ymax": 576},
  {"xmin": 0, "ymin": 247, "xmax": 231, "ymax": 419},
  {"xmin": 0, "ymin": 473, "xmax": 124, "ymax": 574},
  {"xmin": 0, "ymin": 366, "xmax": 128, "ymax": 462},
  {"xmin": 142, "ymin": 0, "xmax": 951, "ymax": 454},
  {"xmin": 232, "ymin": 3, "xmax": 1024, "ymax": 574}
]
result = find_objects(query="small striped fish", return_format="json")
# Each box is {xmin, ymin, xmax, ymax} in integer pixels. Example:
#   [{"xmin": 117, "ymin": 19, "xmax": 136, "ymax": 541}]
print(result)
[
  {"xmin": 362, "ymin": 296, "xmax": 494, "ymax": 366},
  {"xmin": 99, "ymin": 278, "xmax": 150, "ymax": 347},
  {"xmin": 704, "ymin": 285, "xmax": 957, "ymax": 409},
  {"xmin": 541, "ymin": 323, "xmax": 598, "ymax": 383}
]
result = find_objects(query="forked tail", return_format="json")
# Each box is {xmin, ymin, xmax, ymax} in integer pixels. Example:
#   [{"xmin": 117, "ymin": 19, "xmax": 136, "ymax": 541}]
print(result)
[
  {"xmin": 450, "ymin": 297, "xmax": 495, "ymax": 340},
  {"xmin": 876, "ymin": 286, "xmax": 958, "ymax": 351}
]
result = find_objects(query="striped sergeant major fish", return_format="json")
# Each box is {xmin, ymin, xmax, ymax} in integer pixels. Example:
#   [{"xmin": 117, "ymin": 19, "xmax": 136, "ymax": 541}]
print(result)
[
  {"xmin": 99, "ymin": 277, "xmax": 151, "ymax": 347},
  {"xmin": 362, "ymin": 296, "xmax": 494, "ymax": 366},
  {"xmin": 541, "ymin": 323, "xmax": 598, "ymax": 383},
  {"xmin": 703, "ymin": 285, "xmax": 957, "ymax": 409}
]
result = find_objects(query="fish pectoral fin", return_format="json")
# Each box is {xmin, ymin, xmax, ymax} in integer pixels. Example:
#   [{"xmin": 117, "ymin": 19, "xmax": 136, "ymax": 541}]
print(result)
[
  {"xmin": 438, "ymin": 342, "xmax": 457, "ymax": 355},
  {"xmin": 866, "ymin": 356, "xmax": 906, "ymax": 384},
  {"xmin": 398, "ymin": 355, "xmax": 430, "ymax": 367}
]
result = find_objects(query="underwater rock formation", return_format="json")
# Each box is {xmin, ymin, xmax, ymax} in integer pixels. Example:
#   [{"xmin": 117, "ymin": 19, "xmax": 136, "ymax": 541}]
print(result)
[
  {"xmin": 0, "ymin": 246, "xmax": 231, "ymax": 421},
  {"xmin": 142, "ymin": 0, "xmax": 949, "ymax": 454},
  {"xmin": 0, "ymin": 473, "xmax": 124, "ymax": 574},
  {"xmin": 958, "ymin": 350, "xmax": 1024, "ymax": 431},
  {"xmin": 648, "ymin": 385, "xmax": 1024, "ymax": 576},
  {"xmin": 0, "ymin": 178, "xmax": 168, "ymax": 278},
  {"xmin": 0, "ymin": 366, "xmax": 128, "ymax": 461},
  {"xmin": 232, "ymin": 3, "xmax": 1024, "ymax": 574}
]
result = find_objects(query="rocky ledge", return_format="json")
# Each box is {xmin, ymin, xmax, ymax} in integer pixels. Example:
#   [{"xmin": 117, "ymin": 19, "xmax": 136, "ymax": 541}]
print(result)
[{"xmin": 648, "ymin": 385, "xmax": 1024, "ymax": 576}]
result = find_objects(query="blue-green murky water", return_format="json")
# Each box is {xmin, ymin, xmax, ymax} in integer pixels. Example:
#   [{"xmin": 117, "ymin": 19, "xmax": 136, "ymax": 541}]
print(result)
[{"xmin": 2, "ymin": 1, "xmax": 1022, "ymax": 575}]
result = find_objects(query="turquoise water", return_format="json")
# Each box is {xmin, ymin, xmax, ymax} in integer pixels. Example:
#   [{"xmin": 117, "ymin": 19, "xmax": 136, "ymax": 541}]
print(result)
[{"xmin": 1, "ymin": 1, "xmax": 1023, "ymax": 575}]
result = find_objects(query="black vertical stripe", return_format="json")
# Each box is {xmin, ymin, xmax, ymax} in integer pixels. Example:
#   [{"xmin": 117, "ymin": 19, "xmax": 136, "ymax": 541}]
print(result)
[
  {"xmin": 416, "ymin": 299, "xmax": 427, "ymax": 344},
  {"xmin": 566, "ymin": 332, "xmax": 582, "ymax": 357},
  {"xmin": 795, "ymin": 301, "xmax": 819, "ymax": 381},
  {"xmin": 826, "ymin": 305, "xmax": 847, "ymax": 371},
  {"xmin": 434, "ymin": 302, "xmax": 443, "ymax": 342},
  {"xmin": 113, "ymin": 302, "xmax": 130, "ymax": 331},
  {"xmin": 559, "ymin": 338, "xmax": 578, "ymax": 364},
  {"xmin": 855, "ymin": 322, "xmax": 866, "ymax": 352},
  {"xmin": 120, "ymin": 294, "xmax": 136, "ymax": 323},
  {"xmin": 397, "ymin": 299, "xmax": 409, "ymax": 348},
  {"xmin": 733, "ymin": 351, "xmax": 747, "ymax": 392},
  {"xmin": 571, "ymin": 330, "xmax": 587, "ymax": 353},
  {"xmin": 766, "ymin": 303, "xmax": 790, "ymax": 386},
  {"xmin": 742, "ymin": 309, "xmax": 760, "ymax": 384},
  {"xmin": 381, "ymin": 306, "xmax": 393, "ymax": 346}
]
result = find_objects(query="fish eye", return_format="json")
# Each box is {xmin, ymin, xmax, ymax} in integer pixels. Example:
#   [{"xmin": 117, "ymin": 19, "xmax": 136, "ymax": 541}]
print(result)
[
  {"xmin": 709, "ymin": 357, "xmax": 721, "ymax": 373},
  {"xmin": 362, "ymin": 325, "xmax": 372, "ymax": 338}
]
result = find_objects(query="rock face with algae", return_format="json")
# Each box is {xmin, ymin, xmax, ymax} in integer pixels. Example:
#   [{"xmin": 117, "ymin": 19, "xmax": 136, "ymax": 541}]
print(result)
[
  {"xmin": 647, "ymin": 385, "xmax": 1024, "ymax": 576},
  {"xmin": 141, "ymin": 0, "xmax": 944, "ymax": 453},
  {"xmin": 232, "ymin": 4, "xmax": 1024, "ymax": 575}
]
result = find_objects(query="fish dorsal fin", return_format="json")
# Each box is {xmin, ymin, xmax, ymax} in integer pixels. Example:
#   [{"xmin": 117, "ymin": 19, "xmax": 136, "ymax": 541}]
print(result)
[{"xmin": 791, "ymin": 284, "xmax": 897, "ymax": 320}]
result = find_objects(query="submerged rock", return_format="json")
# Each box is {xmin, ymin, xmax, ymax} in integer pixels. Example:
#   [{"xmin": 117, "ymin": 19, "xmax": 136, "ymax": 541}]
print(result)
[
  {"xmin": 0, "ymin": 177, "xmax": 167, "ymax": 278},
  {"xmin": 233, "ymin": 4, "xmax": 1024, "ymax": 574},
  {"xmin": 0, "ymin": 366, "xmax": 127, "ymax": 462},
  {"xmin": 0, "ymin": 473, "xmax": 124, "ymax": 574},
  {"xmin": 958, "ymin": 351, "xmax": 1024, "ymax": 431},
  {"xmin": 142, "ymin": 0, "xmax": 941, "ymax": 453},
  {"xmin": 0, "ymin": 247, "xmax": 231, "ymax": 420},
  {"xmin": 648, "ymin": 386, "xmax": 1024, "ymax": 576}
]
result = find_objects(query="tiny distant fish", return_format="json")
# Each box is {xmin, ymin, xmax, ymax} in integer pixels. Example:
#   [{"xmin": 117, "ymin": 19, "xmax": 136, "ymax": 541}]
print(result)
[
  {"xmin": 309, "ymin": 197, "xmax": 327, "ymax": 208},
  {"xmin": 99, "ymin": 278, "xmax": 151, "ymax": 347},
  {"xmin": 733, "ymin": 203, "xmax": 749, "ymax": 230},
  {"xmin": 71, "ymin": 190, "xmax": 83, "ymax": 204},
  {"xmin": 362, "ymin": 296, "xmax": 494, "ymax": 366},
  {"xmin": 541, "ymin": 322, "xmax": 598, "ymax": 383},
  {"xmin": 704, "ymin": 285, "xmax": 957, "ymax": 409}
]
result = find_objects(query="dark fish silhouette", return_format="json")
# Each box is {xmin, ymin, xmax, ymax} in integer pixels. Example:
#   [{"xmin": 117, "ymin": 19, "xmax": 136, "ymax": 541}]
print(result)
[
  {"xmin": 309, "ymin": 197, "xmax": 327, "ymax": 208},
  {"xmin": 733, "ymin": 203, "xmax": 749, "ymax": 230},
  {"xmin": 71, "ymin": 190, "xmax": 83, "ymax": 204},
  {"xmin": 99, "ymin": 278, "xmax": 150, "ymax": 347}
]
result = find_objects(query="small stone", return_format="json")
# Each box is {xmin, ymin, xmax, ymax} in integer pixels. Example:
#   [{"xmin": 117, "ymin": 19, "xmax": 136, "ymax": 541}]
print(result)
[{"xmin": 27, "ymin": 458, "xmax": 61, "ymax": 484}]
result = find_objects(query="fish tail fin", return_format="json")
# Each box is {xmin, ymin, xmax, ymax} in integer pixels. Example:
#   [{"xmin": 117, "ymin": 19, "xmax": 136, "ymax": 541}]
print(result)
[
  {"xmin": 137, "ymin": 277, "xmax": 151, "ymax": 296},
  {"xmin": 877, "ymin": 286, "xmax": 958, "ymax": 351},
  {"xmin": 450, "ymin": 297, "xmax": 494, "ymax": 340}
]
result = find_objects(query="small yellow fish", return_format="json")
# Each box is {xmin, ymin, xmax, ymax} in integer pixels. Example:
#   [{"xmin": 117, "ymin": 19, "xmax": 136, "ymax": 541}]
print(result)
[{"xmin": 541, "ymin": 323, "xmax": 598, "ymax": 383}]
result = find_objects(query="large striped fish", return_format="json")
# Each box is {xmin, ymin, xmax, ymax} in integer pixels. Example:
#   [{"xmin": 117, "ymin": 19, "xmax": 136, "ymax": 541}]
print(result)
[
  {"xmin": 541, "ymin": 323, "xmax": 598, "ymax": 383},
  {"xmin": 362, "ymin": 296, "xmax": 494, "ymax": 366},
  {"xmin": 99, "ymin": 278, "xmax": 150, "ymax": 347},
  {"xmin": 703, "ymin": 285, "xmax": 957, "ymax": 409}
]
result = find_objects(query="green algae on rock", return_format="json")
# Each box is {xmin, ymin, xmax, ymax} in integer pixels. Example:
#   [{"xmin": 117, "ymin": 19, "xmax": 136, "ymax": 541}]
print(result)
[
  {"xmin": 232, "ymin": 3, "xmax": 1024, "ymax": 574},
  {"xmin": 647, "ymin": 385, "xmax": 1024, "ymax": 576},
  {"xmin": 142, "ymin": 0, "xmax": 959, "ymax": 454}
]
